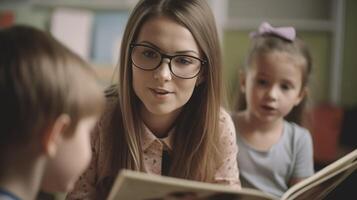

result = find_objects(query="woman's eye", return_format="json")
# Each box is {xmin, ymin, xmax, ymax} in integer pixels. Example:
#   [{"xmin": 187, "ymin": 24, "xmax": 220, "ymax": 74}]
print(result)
[
  {"xmin": 142, "ymin": 50, "xmax": 158, "ymax": 58},
  {"xmin": 175, "ymin": 56, "xmax": 194, "ymax": 65}
]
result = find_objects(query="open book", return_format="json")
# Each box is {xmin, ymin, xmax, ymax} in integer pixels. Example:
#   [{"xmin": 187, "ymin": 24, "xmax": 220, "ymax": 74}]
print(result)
[{"xmin": 107, "ymin": 149, "xmax": 357, "ymax": 200}]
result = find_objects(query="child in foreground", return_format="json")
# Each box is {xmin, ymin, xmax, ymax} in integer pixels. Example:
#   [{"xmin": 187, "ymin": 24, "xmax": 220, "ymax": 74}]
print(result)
[
  {"xmin": 0, "ymin": 25, "xmax": 105, "ymax": 200},
  {"xmin": 232, "ymin": 22, "xmax": 314, "ymax": 197}
]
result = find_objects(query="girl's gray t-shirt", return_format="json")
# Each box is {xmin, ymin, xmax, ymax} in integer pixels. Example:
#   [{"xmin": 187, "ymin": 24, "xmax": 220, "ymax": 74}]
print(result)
[{"xmin": 236, "ymin": 121, "xmax": 314, "ymax": 197}]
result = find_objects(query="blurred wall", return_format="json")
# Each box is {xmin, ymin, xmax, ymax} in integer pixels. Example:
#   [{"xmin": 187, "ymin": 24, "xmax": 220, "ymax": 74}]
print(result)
[
  {"xmin": 341, "ymin": 0, "xmax": 357, "ymax": 107},
  {"xmin": 1, "ymin": 0, "xmax": 356, "ymax": 107}
]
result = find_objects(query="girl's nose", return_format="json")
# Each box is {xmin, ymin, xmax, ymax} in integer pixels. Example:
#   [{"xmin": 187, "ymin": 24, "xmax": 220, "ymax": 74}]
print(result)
[
  {"xmin": 266, "ymin": 86, "xmax": 278, "ymax": 100},
  {"xmin": 153, "ymin": 58, "xmax": 172, "ymax": 82}
]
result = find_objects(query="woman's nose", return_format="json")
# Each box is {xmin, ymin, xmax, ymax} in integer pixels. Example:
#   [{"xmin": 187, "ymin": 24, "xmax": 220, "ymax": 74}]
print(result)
[{"xmin": 153, "ymin": 58, "xmax": 172, "ymax": 82}]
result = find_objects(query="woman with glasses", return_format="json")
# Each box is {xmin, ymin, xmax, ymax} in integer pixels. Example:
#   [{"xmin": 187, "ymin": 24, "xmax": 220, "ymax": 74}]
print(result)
[{"xmin": 67, "ymin": 0, "xmax": 241, "ymax": 199}]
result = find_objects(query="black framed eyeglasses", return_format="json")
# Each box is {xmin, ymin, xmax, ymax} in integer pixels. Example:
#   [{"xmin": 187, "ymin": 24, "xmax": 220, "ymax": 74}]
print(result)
[{"xmin": 130, "ymin": 43, "xmax": 207, "ymax": 79}]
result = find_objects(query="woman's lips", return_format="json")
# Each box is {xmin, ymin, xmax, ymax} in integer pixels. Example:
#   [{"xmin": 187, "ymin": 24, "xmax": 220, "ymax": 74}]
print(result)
[{"xmin": 149, "ymin": 88, "xmax": 173, "ymax": 99}]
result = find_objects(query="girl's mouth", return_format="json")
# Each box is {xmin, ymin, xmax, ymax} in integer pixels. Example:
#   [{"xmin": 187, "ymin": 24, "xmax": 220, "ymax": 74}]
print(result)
[{"xmin": 262, "ymin": 105, "xmax": 275, "ymax": 111}]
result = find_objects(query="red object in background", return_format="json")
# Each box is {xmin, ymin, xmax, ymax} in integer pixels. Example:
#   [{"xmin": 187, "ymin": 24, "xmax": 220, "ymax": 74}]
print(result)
[
  {"xmin": 0, "ymin": 11, "xmax": 14, "ymax": 28},
  {"xmin": 308, "ymin": 104, "xmax": 344, "ymax": 164}
]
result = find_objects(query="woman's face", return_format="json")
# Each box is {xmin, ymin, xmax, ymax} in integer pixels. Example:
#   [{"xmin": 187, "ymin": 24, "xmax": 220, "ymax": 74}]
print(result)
[{"xmin": 132, "ymin": 16, "xmax": 203, "ymax": 120}]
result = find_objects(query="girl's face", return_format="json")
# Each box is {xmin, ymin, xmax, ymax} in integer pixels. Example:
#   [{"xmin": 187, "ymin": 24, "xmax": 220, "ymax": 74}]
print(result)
[
  {"xmin": 41, "ymin": 116, "xmax": 97, "ymax": 192},
  {"xmin": 242, "ymin": 51, "xmax": 305, "ymax": 123},
  {"xmin": 132, "ymin": 16, "xmax": 202, "ymax": 120}
]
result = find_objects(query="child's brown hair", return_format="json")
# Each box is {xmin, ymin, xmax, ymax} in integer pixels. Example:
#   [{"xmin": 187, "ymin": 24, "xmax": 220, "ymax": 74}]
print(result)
[{"xmin": 0, "ymin": 25, "xmax": 105, "ymax": 149}]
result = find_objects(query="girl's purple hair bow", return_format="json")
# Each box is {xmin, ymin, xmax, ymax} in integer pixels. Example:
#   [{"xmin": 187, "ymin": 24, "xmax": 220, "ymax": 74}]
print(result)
[{"xmin": 250, "ymin": 22, "xmax": 296, "ymax": 41}]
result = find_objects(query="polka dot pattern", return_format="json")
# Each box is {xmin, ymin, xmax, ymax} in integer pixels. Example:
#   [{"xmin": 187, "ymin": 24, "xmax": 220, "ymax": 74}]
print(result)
[{"xmin": 66, "ymin": 108, "xmax": 241, "ymax": 199}]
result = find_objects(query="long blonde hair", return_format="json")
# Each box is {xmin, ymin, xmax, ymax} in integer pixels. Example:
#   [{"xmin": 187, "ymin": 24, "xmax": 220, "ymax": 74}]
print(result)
[{"xmin": 101, "ymin": 0, "xmax": 223, "ymax": 195}]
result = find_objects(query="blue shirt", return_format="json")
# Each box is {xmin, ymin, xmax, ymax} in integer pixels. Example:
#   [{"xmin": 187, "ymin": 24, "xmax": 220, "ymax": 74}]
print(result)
[{"xmin": 0, "ymin": 188, "xmax": 22, "ymax": 200}]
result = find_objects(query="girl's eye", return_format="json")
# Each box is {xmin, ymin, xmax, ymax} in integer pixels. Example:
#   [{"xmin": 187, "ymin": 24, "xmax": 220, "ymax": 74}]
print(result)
[
  {"xmin": 281, "ymin": 84, "xmax": 293, "ymax": 91},
  {"xmin": 257, "ymin": 79, "xmax": 268, "ymax": 86}
]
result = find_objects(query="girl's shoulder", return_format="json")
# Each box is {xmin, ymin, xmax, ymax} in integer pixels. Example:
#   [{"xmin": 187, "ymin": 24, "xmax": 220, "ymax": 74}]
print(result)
[
  {"xmin": 283, "ymin": 121, "xmax": 312, "ymax": 145},
  {"xmin": 284, "ymin": 121, "xmax": 310, "ymax": 135}
]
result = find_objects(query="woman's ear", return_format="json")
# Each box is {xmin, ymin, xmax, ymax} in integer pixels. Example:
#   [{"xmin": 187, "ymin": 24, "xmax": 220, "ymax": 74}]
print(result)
[{"xmin": 42, "ymin": 114, "xmax": 71, "ymax": 157}]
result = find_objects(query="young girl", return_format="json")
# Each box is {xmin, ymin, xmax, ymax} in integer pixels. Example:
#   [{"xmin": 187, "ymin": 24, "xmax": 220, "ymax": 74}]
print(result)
[
  {"xmin": 232, "ymin": 22, "xmax": 314, "ymax": 197},
  {"xmin": 0, "ymin": 25, "xmax": 104, "ymax": 200},
  {"xmin": 67, "ymin": 0, "xmax": 240, "ymax": 199}
]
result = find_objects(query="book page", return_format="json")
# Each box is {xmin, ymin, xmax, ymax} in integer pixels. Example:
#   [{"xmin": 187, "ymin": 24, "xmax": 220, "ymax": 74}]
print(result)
[
  {"xmin": 285, "ymin": 162, "xmax": 357, "ymax": 200},
  {"xmin": 107, "ymin": 170, "xmax": 277, "ymax": 200},
  {"xmin": 281, "ymin": 149, "xmax": 357, "ymax": 200}
]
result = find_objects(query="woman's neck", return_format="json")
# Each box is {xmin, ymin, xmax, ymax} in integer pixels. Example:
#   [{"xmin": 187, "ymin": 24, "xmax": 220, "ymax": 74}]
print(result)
[{"xmin": 140, "ymin": 106, "xmax": 182, "ymax": 138}]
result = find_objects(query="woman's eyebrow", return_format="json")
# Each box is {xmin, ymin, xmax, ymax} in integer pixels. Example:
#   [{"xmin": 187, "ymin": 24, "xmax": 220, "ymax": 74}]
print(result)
[
  {"xmin": 136, "ymin": 41, "xmax": 160, "ymax": 50},
  {"xmin": 175, "ymin": 50, "xmax": 200, "ymax": 56},
  {"xmin": 138, "ymin": 40, "xmax": 200, "ymax": 56}
]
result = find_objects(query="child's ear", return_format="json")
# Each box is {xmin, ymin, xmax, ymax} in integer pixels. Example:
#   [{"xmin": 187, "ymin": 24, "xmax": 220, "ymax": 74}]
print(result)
[
  {"xmin": 295, "ymin": 87, "xmax": 308, "ymax": 106},
  {"xmin": 42, "ymin": 114, "xmax": 71, "ymax": 157},
  {"xmin": 239, "ymin": 71, "xmax": 246, "ymax": 93}
]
